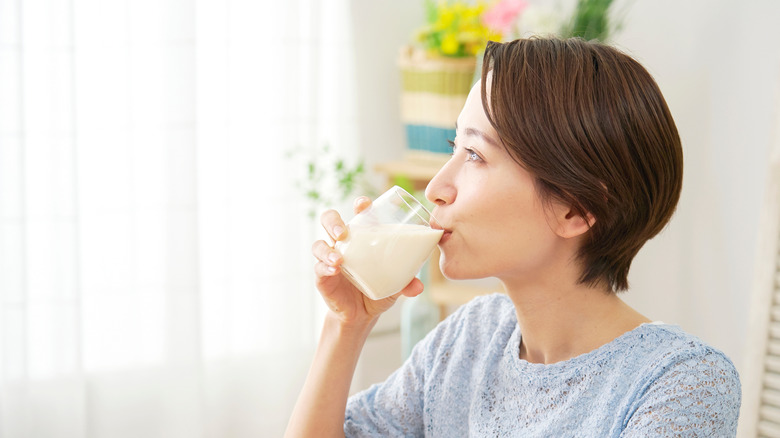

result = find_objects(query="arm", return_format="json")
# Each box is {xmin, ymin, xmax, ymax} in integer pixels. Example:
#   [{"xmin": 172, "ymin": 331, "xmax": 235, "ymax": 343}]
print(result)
[
  {"xmin": 284, "ymin": 313, "xmax": 376, "ymax": 438},
  {"xmin": 284, "ymin": 199, "xmax": 424, "ymax": 438}
]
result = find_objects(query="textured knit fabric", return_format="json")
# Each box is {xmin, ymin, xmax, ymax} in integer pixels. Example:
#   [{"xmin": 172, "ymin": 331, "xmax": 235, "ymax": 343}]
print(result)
[{"xmin": 344, "ymin": 293, "xmax": 741, "ymax": 437}]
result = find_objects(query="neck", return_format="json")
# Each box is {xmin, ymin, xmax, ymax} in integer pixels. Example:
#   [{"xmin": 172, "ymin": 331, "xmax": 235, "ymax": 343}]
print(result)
[{"xmin": 502, "ymin": 276, "xmax": 649, "ymax": 365}]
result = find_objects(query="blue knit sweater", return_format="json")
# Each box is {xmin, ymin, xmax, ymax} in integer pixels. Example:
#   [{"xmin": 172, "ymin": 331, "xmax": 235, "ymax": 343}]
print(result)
[{"xmin": 345, "ymin": 293, "xmax": 741, "ymax": 437}]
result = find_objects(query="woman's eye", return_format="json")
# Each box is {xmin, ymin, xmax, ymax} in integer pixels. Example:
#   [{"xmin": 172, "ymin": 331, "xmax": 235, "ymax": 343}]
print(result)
[
  {"xmin": 447, "ymin": 140, "xmax": 482, "ymax": 163},
  {"xmin": 465, "ymin": 148, "xmax": 482, "ymax": 162}
]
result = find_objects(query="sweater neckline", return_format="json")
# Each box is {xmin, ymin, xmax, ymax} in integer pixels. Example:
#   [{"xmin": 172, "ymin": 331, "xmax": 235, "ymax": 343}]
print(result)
[{"xmin": 508, "ymin": 321, "xmax": 670, "ymax": 375}]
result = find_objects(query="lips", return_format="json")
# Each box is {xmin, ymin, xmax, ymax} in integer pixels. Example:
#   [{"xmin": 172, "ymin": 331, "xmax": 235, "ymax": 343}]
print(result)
[{"xmin": 429, "ymin": 218, "xmax": 452, "ymax": 244}]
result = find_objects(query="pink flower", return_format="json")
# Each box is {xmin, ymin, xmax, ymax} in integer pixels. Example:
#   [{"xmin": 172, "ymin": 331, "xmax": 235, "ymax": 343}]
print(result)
[{"xmin": 482, "ymin": 0, "xmax": 528, "ymax": 36}]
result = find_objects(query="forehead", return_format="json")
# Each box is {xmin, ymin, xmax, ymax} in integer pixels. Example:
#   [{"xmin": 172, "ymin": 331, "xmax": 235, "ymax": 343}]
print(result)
[
  {"xmin": 458, "ymin": 81, "xmax": 489, "ymax": 125},
  {"xmin": 457, "ymin": 80, "xmax": 499, "ymax": 139}
]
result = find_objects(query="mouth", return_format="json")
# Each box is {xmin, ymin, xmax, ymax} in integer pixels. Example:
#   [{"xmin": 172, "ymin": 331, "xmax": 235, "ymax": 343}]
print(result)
[{"xmin": 430, "ymin": 220, "xmax": 452, "ymax": 244}]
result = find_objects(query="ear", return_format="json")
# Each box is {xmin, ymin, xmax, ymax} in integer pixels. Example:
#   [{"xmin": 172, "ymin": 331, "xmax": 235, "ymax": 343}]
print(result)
[{"xmin": 548, "ymin": 202, "xmax": 596, "ymax": 239}]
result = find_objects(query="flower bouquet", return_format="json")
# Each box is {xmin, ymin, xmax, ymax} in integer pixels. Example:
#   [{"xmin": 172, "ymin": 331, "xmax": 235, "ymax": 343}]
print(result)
[
  {"xmin": 483, "ymin": 0, "xmax": 625, "ymax": 42},
  {"xmin": 399, "ymin": 0, "xmax": 626, "ymax": 157}
]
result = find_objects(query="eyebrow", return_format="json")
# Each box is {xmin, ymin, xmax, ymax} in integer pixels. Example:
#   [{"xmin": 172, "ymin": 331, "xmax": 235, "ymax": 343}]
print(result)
[{"xmin": 455, "ymin": 121, "xmax": 500, "ymax": 147}]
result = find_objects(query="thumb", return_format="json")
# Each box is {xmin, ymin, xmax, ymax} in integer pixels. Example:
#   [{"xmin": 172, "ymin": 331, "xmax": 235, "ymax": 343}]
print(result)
[{"xmin": 398, "ymin": 277, "xmax": 424, "ymax": 298}]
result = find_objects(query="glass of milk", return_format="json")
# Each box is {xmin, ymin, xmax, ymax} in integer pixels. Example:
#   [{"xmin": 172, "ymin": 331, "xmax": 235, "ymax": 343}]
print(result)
[{"xmin": 335, "ymin": 186, "xmax": 443, "ymax": 300}]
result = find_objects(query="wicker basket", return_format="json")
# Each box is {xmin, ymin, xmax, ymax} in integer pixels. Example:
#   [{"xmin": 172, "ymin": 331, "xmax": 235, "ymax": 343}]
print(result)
[{"xmin": 398, "ymin": 46, "xmax": 477, "ymax": 156}]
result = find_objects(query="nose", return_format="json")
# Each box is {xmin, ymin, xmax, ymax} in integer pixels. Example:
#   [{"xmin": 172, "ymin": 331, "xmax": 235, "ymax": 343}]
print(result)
[{"xmin": 425, "ymin": 159, "xmax": 457, "ymax": 206}]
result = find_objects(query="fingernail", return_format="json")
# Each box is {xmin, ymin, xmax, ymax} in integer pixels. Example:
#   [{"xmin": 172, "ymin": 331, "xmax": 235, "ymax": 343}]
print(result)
[
  {"xmin": 328, "ymin": 252, "xmax": 340, "ymax": 264},
  {"xmin": 327, "ymin": 266, "xmax": 337, "ymax": 274},
  {"xmin": 333, "ymin": 226, "xmax": 344, "ymax": 239}
]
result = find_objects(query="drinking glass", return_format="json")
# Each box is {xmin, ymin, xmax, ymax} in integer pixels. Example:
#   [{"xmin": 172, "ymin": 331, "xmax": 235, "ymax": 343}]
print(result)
[{"xmin": 335, "ymin": 186, "xmax": 443, "ymax": 300}]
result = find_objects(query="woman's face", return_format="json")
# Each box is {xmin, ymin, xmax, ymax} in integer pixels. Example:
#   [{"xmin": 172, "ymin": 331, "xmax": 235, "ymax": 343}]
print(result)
[{"xmin": 425, "ymin": 81, "xmax": 574, "ymax": 284}]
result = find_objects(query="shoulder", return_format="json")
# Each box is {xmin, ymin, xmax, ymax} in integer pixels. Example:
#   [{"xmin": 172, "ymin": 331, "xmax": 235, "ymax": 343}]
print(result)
[
  {"xmin": 414, "ymin": 293, "xmax": 516, "ymax": 364},
  {"xmin": 628, "ymin": 324, "xmax": 740, "ymax": 392},
  {"xmin": 636, "ymin": 324, "xmax": 739, "ymax": 377},
  {"xmin": 441, "ymin": 293, "xmax": 516, "ymax": 338},
  {"xmin": 457, "ymin": 292, "xmax": 515, "ymax": 318},
  {"xmin": 621, "ymin": 324, "xmax": 742, "ymax": 435}
]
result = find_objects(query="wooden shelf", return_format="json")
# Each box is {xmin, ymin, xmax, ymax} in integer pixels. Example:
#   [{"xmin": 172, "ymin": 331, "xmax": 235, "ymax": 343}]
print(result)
[{"xmin": 375, "ymin": 153, "xmax": 448, "ymax": 182}]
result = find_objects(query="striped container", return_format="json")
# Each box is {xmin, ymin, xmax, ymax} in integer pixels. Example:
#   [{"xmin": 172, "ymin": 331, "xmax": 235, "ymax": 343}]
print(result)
[{"xmin": 398, "ymin": 46, "xmax": 477, "ymax": 156}]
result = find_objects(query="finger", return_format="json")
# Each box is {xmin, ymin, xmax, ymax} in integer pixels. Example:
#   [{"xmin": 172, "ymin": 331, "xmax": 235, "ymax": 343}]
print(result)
[
  {"xmin": 314, "ymin": 260, "xmax": 340, "ymax": 278},
  {"xmin": 398, "ymin": 278, "xmax": 425, "ymax": 298},
  {"xmin": 353, "ymin": 196, "xmax": 372, "ymax": 214},
  {"xmin": 320, "ymin": 209, "xmax": 347, "ymax": 241},
  {"xmin": 312, "ymin": 239, "xmax": 342, "ymax": 266}
]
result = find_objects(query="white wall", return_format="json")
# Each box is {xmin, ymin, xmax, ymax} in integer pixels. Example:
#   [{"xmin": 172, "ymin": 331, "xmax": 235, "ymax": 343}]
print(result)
[
  {"xmin": 616, "ymin": 0, "xmax": 780, "ymax": 373},
  {"xmin": 348, "ymin": 0, "xmax": 424, "ymax": 167},
  {"xmin": 347, "ymin": 0, "xmax": 780, "ymax": 383}
]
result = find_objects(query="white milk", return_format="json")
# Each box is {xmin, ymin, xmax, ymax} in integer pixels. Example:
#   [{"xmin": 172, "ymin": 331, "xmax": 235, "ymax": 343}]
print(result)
[{"xmin": 336, "ymin": 223, "xmax": 444, "ymax": 300}]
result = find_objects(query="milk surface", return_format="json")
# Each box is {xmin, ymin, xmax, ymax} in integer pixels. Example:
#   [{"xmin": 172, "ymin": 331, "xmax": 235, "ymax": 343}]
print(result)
[{"xmin": 336, "ymin": 223, "xmax": 443, "ymax": 300}]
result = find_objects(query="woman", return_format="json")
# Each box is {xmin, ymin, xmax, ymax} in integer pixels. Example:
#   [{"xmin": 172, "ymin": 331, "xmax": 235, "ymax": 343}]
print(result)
[{"xmin": 286, "ymin": 38, "xmax": 741, "ymax": 437}]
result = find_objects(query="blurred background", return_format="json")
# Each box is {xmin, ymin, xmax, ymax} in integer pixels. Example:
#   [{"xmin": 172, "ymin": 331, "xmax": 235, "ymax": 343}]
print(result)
[{"xmin": 1, "ymin": 0, "xmax": 779, "ymax": 436}]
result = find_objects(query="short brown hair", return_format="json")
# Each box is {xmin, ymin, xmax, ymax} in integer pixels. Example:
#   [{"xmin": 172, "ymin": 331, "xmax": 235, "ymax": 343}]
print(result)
[{"xmin": 481, "ymin": 38, "xmax": 683, "ymax": 292}]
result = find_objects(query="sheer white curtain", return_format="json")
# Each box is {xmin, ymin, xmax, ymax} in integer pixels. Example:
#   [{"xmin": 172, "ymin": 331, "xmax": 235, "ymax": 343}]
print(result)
[{"xmin": 0, "ymin": 0, "xmax": 357, "ymax": 436}]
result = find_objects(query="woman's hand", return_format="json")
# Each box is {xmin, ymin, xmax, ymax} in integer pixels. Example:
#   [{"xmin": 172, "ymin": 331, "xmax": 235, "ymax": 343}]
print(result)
[
  {"xmin": 312, "ymin": 196, "xmax": 424, "ymax": 327},
  {"xmin": 288, "ymin": 195, "xmax": 424, "ymax": 438}
]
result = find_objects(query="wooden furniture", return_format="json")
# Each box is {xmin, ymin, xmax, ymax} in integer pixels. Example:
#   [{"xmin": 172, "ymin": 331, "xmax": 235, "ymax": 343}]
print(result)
[{"xmin": 375, "ymin": 152, "xmax": 502, "ymax": 320}]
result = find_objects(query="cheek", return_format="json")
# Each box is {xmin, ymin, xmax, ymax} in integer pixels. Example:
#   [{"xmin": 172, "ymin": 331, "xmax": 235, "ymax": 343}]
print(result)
[
  {"xmin": 475, "ymin": 195, "xmax": 556, "ymax": 259},
  {"xmin": 451, "ymin": 202, "xmax": 523, "ymax": 270},
  {"xmin": 442, "ymin": 173, "xmax": 552, "ymax": 277}
]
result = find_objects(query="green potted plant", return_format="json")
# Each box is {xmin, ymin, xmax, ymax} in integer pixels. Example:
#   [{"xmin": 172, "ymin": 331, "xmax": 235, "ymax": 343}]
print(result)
[{"xmin": 287, "ymin": 145, "xmax": 377, "ymax": 219}]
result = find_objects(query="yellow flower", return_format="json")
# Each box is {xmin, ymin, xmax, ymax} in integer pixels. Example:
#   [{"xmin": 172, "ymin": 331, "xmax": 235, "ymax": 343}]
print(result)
[
  {"xmin": 437, "ymin": 9, "xmax": 455, "ymax": 30},
  {"xmin": 416, "ymin": 0, "xmax": 496, "ymax": 57},
  {"xmin": 441, "ymin": 33, "xmax": 459, "ymax": 55}
]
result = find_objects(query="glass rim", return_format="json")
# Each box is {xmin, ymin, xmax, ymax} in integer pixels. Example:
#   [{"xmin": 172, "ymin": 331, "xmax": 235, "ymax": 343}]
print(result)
[{"xmin": 389, "ymin": 185, "xmax": 437, "ymax": 227}]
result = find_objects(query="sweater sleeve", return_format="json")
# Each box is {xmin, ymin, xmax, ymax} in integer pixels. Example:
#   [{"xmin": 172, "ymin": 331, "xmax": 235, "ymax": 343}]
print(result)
[
  {"xmin": 619, "ymin": 347, "xmax": 742, "ymax": 437},
  {"xmin": 343, "ymin": 304, "xmax": 464, "ymax": 437},
  {"xmin": 343, "ymin": 344, "xmax": 427, "ymax": 438}
]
